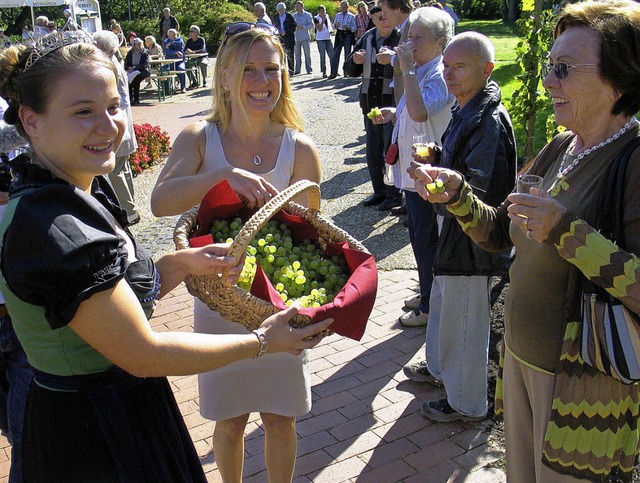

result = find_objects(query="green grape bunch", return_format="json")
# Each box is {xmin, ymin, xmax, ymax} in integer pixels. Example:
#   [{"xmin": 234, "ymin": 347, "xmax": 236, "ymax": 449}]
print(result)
[{"xmin": 210, "ymin": 218, "xmax": 350, "ymax": 308}]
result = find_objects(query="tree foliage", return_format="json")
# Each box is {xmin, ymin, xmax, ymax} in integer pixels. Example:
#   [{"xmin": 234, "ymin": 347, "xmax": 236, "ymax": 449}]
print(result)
[{"xmin": 509, "ymin": 4, "xmax": 554, "ymax": 161}]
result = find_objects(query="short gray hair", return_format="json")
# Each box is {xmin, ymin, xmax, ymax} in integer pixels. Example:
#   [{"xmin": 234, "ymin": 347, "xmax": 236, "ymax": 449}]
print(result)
[
  {"xmin": 254, "ymin": 2, "xmax": 266, "ymax": 13},
  {"xmin": 93, "ymin": 30, "xmax": 120, "ymax": 57},
  {"xmin": 189, "ymin": 24, "xmax": 200, "ymax": 35},
  {"xmin": 276, "ymin": 2, "xmax": 286, "ymax": 10},
  {"xmin": 447, "ymin": 31, "xmax": 495, "ymax": 63},
  {"xmin": 409, "ymin": 6, "xmax": 453, "ymax": 48}
]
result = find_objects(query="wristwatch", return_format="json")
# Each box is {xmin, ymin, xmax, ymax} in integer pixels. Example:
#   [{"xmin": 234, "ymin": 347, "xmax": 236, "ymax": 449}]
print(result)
[{"xmin": 403, "ymin": 70, "xmax": 416, "ymax": 77}]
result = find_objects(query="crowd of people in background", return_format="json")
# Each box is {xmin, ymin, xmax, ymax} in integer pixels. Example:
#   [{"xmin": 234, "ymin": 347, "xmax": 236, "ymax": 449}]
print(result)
[
  {"xmin": 1, "ymin": 0, "xmax": 640, "ymax": 482},
  {"xmin": 253, "ymin": 0, "xmax": 459, "ymax": 79}
]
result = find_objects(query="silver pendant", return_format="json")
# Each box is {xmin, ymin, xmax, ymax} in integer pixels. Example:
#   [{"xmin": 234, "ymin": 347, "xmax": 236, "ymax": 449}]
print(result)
[{"xmin": 253, "ymin": 154, "xmax": 262, "ymax": 166}]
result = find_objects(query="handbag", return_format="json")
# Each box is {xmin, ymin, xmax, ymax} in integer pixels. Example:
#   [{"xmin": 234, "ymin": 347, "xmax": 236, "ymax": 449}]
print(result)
[
  {"xmin": 384, "ymin": 142, "xmax": 399, "ymax": 165},
  {"xmin": 581, "ymin": 137, "xmax": 640, "ymax": 384}
]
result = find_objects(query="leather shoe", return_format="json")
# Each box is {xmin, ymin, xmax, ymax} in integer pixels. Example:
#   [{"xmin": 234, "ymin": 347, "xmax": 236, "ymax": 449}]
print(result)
[
  {"xmin": 378, "ymin": 197, "xmax": 403, "ymax": 211},
  {"xmin": 390, "ymin": 201, "xmax": 407, "ymax": 215},
  {"xmin": 362, "ymin": 194, "xmax": 385, "ymax": 207},
  {"xmin": 327, "ymin": 75, "xmax": 336, "ymax": 79}
]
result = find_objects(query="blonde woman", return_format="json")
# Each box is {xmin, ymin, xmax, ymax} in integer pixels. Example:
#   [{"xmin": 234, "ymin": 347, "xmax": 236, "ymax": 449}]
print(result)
[{"xmin": 151, "ymin": 25, "xmax": 322, "ymax": 482}]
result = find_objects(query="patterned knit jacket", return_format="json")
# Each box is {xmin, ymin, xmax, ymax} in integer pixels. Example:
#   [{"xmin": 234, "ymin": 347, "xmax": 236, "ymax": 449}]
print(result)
[{"xmin": 445, "ymin": 129, "xmax": 640, "ymax": 481}]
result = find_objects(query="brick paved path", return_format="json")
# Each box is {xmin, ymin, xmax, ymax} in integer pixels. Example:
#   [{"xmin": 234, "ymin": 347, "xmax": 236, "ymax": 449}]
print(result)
[{"xmin": 0, "ymin": 44, "xmax": 507, "ymax": 482}]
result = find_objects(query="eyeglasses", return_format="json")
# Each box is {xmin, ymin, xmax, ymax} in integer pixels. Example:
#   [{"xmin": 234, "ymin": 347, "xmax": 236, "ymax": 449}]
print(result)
[
  {"xmin": 541, "ymin": 61, "xmax": 598, "ymax": 79},
  {"xmin": 221, "ymin": 22, "xmax": 279, "ymax": 48}
]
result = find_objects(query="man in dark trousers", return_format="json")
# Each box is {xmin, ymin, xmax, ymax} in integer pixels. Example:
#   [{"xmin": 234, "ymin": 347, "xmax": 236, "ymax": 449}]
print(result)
[
  {"xmin": 273, "ymin": 2, "xmax": 296, "ymax": 77},
  {"xmin": 344, "ymin": 7, "xmax": 402, "ymax": 210}
]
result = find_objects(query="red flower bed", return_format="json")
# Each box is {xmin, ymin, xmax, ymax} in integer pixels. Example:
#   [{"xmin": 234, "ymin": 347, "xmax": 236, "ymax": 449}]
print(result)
[{"xmin": 129, "ymin": 123, "xmax": 171, "ymax": 176}]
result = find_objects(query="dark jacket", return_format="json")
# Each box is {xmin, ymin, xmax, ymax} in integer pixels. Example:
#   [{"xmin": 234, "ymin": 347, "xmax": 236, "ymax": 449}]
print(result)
[
  {"xmin": 343, "ymin": 27, "xmax": 400, "ymax": 114},
  {"xmin": 435, "ymin": 81, "xmax": 517, "ymax": 276},
  {"xmin": 124, "ymin": 48, "xmax": 150, "ymax": 76},
  {"xmin": 273, "ymin": 11, "xmax": 296, "ymax": 48},
  {"xmin": 159, "ymin": 15, "xmax": 179, "ymax": 40}
]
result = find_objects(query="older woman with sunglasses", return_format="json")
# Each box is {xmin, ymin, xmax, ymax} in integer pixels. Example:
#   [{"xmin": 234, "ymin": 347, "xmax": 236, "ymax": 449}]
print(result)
[
  {"xmin": 151, "ymin": 24, "xmax": 321, "ymax": 483},
  {"xmin": 411, "ymin": 1, "xmax": 640, "ymax": 481}
]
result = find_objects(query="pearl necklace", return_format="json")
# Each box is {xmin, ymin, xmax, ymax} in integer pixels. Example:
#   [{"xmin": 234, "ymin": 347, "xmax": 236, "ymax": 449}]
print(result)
[
  {"xmin": 556, "ymin": 117, "xmax": 639, "ymax": 180},
  {"xmin": 252, "ymin": 120, "xmax": 273, "ymax": 166}
]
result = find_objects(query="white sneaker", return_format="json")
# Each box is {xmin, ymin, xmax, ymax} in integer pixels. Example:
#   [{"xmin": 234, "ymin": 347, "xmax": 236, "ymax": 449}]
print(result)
[
  {"xmin": 399, "ymin": 309, "xmax": 429, "ymax": 327},
  {"xmin": 404, "ymin": 294, "xmax": 421, "ymax": 310}
]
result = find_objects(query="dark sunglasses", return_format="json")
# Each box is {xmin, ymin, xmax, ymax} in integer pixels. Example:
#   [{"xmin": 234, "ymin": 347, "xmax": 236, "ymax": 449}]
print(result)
[
  {"xmin": 221, "ymin": 22, "xmax": 279, "ymax": 48},
  {"xmin": 541, "ymin": 61, "xmax": 598, "ymax": 79}
]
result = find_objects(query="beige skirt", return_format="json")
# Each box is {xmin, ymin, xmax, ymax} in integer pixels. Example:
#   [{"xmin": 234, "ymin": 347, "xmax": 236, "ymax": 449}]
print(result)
[{"xmin": 193, "ymin": 298, "xmax": 311, "ymax": 421}]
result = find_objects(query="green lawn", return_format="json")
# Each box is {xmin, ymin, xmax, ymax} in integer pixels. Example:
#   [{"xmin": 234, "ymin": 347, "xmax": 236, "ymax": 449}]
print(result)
[{"xmin": 456, "ymin": 19, "xmax": 554, "ymax": 161}]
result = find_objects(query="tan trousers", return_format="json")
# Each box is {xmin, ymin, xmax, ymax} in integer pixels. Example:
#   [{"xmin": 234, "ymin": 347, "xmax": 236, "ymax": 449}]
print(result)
[
  {"xmin": 502, "ymin": 349, "xmax": 590, "ymax": 483},
  {"xmin": 108, "ymin": 155, "xmax": 137, "ymax": 220}
]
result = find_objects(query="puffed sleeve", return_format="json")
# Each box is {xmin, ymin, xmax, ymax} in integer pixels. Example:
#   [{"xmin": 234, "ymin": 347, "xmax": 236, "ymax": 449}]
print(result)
[{"xmin": 2, "ymin": 184, "xmax": 129, "ymax": 329}]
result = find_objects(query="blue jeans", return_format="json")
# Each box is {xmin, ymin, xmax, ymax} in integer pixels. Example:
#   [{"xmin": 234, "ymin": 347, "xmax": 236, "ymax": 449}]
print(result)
[
  {"xmin": 364, "ymin": 116, "xmax": 400, "ymax": 198},
  {"xmin": 294, "ymin": 39, "xmax": 312, "ymax": 74},
  {"xmin": 426, "ymin": 275, "xmax": 491, "ymax": 418},
  {"xmin": 0, "ymin": 315, "xmax": 34, "ymax": 483},
  {"xmin": 331, "ymin": 33, "xmax": 353, "ymax": 76},
  {"xmin": 316, "ymin": 39, "xmax": 334, "ymax": 75},
  {"xmin": 404, "ymin": 190, "xmax": 436, "ymax": 313}
]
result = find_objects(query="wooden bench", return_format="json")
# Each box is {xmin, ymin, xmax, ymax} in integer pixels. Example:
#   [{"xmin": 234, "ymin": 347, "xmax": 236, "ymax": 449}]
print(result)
[{"xmin": 148, "ymin": 73, "xmax": 177, "ymax": 101}]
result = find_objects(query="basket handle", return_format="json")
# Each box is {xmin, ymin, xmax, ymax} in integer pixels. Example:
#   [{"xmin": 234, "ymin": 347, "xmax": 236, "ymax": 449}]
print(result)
[{"xmin": 227, "ymin": 179, "xmax": 321, "ymax": 261}]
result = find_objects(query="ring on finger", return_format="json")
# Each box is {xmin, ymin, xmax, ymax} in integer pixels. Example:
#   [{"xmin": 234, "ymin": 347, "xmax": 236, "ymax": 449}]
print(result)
[{"xmin": 524, "ymin": 218, "xmax": 529, "ymax": 230}]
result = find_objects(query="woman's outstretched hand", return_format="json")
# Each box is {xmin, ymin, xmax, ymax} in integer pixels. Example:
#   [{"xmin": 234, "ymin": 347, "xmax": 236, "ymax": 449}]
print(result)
[
  {"xmin": 182, "ymin": 242, "xmax": 245, "ymax": 285},
  {"xmin": 259, "ymin": 304, "xmax": 333, "ymax": 356}
]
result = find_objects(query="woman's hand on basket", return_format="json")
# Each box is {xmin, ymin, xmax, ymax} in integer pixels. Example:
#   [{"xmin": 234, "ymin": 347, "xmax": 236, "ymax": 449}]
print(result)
[
  {"xmin": 183, "ymin": 243, "xmax": 245, "ymax": 284},
  {"xmin": 228, "ymin": 168, "xmax": 279, "ymax": 209},
  {"xmin": 259, "ymin": 304, "xmax": 333, "ymax": 355}
]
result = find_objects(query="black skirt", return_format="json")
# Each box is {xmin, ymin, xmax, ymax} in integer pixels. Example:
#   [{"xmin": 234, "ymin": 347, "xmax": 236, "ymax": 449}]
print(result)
[{"xmin": 22, "ymin": 367, "xmax": 206, "ymax": 483}]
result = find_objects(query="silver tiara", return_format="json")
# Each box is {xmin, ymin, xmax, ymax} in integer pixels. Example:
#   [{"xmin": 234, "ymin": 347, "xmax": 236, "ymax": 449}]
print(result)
[{"xmin": 24, "ymin": 20, "xmax": 95, "ymax": 71}]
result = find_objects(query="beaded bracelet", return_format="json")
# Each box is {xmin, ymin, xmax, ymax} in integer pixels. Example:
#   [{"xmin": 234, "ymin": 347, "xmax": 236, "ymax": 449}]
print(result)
[{"xmin": 252, "ymin": 330, "xmax": 268, "ymax": 359}]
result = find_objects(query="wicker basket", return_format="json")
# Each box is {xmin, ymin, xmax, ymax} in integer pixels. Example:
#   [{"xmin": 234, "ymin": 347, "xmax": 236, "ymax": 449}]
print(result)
[{"xmin": 174, "ymin": 180, "xmax": 370, "ymax": 331}]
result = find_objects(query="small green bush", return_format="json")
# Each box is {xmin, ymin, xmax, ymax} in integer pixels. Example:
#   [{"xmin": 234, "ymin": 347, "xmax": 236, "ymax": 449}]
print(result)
[{"xmin": 456, "ymin": 0, "xmax": 502, "ymax": 19}]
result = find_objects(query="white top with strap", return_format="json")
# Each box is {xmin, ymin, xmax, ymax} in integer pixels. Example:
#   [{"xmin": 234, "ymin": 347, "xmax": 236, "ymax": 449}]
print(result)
[{"xmin": 194, "ymin": 121, "xmax": 311, "ymax": 421}]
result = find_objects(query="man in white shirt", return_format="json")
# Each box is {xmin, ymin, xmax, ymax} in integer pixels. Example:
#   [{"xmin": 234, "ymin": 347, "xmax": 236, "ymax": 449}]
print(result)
[
  {"xmin": 314, "ymin": 5, "xmax": 334, "ymax": 78},
  {"xmin": 254, "ymin": 2, "xmax": 272, "ymax": 25}
]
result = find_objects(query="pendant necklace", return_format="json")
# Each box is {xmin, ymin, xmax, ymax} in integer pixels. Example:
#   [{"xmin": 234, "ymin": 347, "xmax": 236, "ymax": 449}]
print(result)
[
  {"xmin": 549, "ymin": 117, "xmax": 638, "ymax": 196},
  {"xmin": 252, "ymin": 120, "xmax": 273, "ymax": 166}
]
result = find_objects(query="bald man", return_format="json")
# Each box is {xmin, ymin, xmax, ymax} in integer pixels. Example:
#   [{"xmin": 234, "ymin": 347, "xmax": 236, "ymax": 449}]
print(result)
[{"xmin": 405, "ymin": 32, "xmax": 516, "ymax": 424}]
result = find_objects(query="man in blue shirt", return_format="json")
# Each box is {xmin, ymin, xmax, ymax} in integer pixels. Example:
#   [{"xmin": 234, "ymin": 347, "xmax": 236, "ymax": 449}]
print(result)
[{"xmin": 292, "ymin": 1, "xmax": 314, "ymax": 75}]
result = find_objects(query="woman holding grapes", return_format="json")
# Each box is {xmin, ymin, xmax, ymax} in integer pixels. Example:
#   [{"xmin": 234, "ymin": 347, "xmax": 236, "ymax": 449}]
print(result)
[{"xmin": 151, "ymin": 25, "xmax": 322, "ymax": 483}]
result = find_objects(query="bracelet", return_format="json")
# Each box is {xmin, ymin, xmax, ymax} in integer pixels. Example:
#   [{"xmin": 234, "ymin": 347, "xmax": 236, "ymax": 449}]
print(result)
[
  {"xmin": 403, "ymin": 70, "xmax": 416, "ymax": 77},
  {"xmin": 252, "ymin": 329, "xmax": 268, "ymax": 358}
]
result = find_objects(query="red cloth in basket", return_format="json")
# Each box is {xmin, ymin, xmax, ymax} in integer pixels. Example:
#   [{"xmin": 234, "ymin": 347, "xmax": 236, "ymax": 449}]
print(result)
[{"xmin": 189, "ymin": 181, "xmax": 377, "ymax": 341}]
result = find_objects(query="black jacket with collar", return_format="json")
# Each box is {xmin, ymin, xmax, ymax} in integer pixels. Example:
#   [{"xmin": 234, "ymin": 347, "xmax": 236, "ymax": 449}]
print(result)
[
  {"xmin": 273, "ymin": 12, "xmax": 296, "ymax": 46},
  {"xmin": 343, "ymin": 27, "xmax": 400, "ymax": 114},
  {"xmin": 435, "ymin": 81, "xmax": 517, "ymax": 276}
]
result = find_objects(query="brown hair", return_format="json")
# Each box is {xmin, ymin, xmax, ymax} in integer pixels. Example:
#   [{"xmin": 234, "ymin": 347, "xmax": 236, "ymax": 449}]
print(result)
[
  {"xmin": 0, "ymin": 41, "xmax": 116, "ymax": 138},
  {"xmin": 555, "ymin": 0, "xmax": 640, "ymax": 116},
  {"xmin": 208, "ymin": 28, "xmax": 303, "ymax": 133},
  {"xmin": 377, "ymin": 0, "xmax": 414, "ymax": 14}
]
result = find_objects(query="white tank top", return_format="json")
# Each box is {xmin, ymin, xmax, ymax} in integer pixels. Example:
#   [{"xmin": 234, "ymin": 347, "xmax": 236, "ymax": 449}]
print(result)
[{"xmin": 201, "ymin": 120, "xmax": 298, "ymax": 192}]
